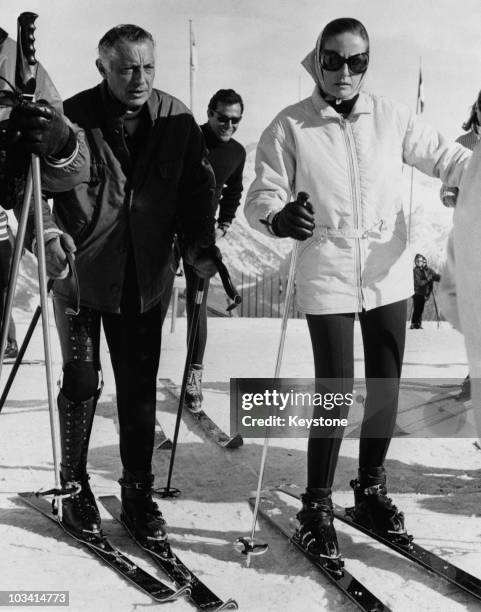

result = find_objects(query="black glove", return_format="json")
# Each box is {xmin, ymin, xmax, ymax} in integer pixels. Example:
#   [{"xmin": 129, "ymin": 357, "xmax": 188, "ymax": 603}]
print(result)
[
  {"xmin": 184, "ymin": 244, "xmax": 221, "ymax": 279},
  {"xmin": 271, "ymin": 198, "xmax": 315, "ymax": 240},
  {"xmin": 8, "ymin": 101, "xmax": 75, "ymax": 158}
]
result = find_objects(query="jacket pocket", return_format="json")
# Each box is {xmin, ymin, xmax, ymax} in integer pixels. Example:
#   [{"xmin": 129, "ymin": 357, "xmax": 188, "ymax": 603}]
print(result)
[{"xmin": 61, "ymin": 161, "xmax": 107, "ymax": 243}]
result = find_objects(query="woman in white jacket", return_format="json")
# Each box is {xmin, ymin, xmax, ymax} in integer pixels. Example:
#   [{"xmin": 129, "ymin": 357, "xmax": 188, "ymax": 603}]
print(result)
[{"xmin": 245, "ymin": 17, "xmax": 471, "ymax": 569}]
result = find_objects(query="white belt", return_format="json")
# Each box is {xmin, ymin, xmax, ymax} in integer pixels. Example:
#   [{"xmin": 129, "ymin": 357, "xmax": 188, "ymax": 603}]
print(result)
[{"xmin": 317, "ymin": 220, "xmax": 387, "ymax": 240}]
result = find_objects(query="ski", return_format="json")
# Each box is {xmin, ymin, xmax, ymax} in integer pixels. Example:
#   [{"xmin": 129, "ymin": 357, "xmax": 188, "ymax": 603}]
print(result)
[
  {"xmin": 159, "ymin": 378, "xmax": 243, "ymax": 449},
  {"xmin": 279, "ymin": 484, "xmax": 481, "ymax": 602},
  {"xmin": 250, "ymin": 490, "xmax": 391, "ymax": 612},
  {"xmin": 19, "ymin": 492, "xmax": 190, "ymax": 604},
  {"xmin": 155, "ymin": 420, "xmax": 173, "ymax": 450},
  {"xmin": 3, "ymin": 359, "xmax": 43, "ymax": 365},
  {"xmin": 100, "ymin": 495, "xmax": 238, "ymax": 611}
]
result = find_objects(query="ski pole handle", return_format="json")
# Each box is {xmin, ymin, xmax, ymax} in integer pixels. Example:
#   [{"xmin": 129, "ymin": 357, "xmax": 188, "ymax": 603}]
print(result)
[
  {"xmin": 214, "ymin": 255, "xmax": 242, "ymax": 311},
  {"xmin": 296, "ymin": 191, "xmax": 311, "ymax": 208},
  {"xmin": 15, "ymin": 12, "xmax": 38, "ymax": 98}
]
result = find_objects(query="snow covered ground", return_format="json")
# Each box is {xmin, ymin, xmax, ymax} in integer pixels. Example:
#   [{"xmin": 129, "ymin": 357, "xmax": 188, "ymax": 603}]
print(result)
[{"xmin": 1, "ymin": 307, "xmax": 481, "ymax": 612}]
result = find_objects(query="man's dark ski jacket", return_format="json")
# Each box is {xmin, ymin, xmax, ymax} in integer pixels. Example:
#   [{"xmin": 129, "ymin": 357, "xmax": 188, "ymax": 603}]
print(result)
[{"xmin": 45, "ymin": 82, "xmax": 216, "ymax": 313}]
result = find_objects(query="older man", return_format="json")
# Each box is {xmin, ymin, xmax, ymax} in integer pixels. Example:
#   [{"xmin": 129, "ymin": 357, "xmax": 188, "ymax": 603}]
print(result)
[{"xmin": 41, "ymin": 24, "xmax": 217, "ymax": 544}]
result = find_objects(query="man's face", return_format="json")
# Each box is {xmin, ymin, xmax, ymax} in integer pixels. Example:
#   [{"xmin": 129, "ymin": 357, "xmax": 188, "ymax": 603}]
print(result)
[
  {"xmin": 207, "ymin": 102, "xmax": 242, "ymax": 142},
  {"xmin": 415, "ymin": 257, "xmax": 425, "ymax": 268},
  {"xmin": 97, "ymin": 39, "xmax": 155, "ymax": 109}
]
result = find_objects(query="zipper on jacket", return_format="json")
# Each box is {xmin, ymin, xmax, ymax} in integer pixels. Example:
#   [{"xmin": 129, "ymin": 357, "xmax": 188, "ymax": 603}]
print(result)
[{"xmin": 339, "ymin": 117, "xmax": 364, "ymax": 311}]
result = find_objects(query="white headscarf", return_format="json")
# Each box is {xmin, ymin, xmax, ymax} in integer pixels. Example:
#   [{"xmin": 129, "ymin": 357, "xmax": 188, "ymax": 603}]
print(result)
[{"xmin": 301, "ymin": 27, "xmax": 368, "ymax": 101}]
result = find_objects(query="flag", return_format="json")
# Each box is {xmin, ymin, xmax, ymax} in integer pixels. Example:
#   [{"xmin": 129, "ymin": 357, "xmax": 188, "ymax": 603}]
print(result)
[
  {"xmin": 189, "ymin": 20, "xmax": 198, "ymax": 72},
  {"xmin": 416, "ymin": 62, "xmax": 424, "ymax": 114}
]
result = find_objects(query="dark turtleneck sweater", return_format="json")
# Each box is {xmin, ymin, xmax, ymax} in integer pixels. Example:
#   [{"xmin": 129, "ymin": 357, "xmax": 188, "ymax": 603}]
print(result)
[
  {"xmin": 200, "ymin": 123, "xmax": 246, "ymax": 225},
  {"xmin": 321, "ymin": 90, "xmax": 359, "ymax": 119}
]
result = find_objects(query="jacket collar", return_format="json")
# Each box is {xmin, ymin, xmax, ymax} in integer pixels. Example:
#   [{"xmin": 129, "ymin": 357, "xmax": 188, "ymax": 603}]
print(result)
[
  {"xmin": 311, "ymin": 87, "xmax": 373, "ymax": 119},
  {"xmin": 99, "ymin": 80, "xmax": 157, "ymax": 125}
]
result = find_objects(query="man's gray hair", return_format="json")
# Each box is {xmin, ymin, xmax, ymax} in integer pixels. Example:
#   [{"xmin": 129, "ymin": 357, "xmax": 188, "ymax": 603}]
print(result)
[{"xmin": 98, "ymin": 24, "xmax": 154, "ymax": 56}]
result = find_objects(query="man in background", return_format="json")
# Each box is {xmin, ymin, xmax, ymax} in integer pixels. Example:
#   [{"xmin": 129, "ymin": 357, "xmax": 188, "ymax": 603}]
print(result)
[{"xmin": 184, "ymin": 89, "xmax": 246, "ymax": 412}]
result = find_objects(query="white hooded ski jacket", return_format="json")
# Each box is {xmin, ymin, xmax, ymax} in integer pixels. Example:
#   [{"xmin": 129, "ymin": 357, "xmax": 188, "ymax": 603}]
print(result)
[{"xmin": 244, "ymin": 87, "xmax": 471, "ymax": 314}]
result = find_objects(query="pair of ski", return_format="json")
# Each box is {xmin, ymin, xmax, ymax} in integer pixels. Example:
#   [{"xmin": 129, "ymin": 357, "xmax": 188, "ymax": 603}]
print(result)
[
  {"xmin": 158, "ymin": 378, "xmax": 243, "ymax": 450},
  {"xmin": 253, "ymin": 485, "xmax": 481, "ymax": 611},
  {"xmin": 19, "ymin": 492, "xmax": 237, "ymax": 610}
]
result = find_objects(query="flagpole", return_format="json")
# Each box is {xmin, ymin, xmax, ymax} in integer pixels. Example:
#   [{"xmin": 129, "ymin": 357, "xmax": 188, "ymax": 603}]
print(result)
[
  {"xmin": 408, "ymin": 57, "xmax": 423, "ymax": 245},
  {"xmin": 408, "ymin": 169, "xmax": 415, "ymax": 244},
  {"xmin": 189, "ymin": 19, "xmax": 195, "ymax": 114}
]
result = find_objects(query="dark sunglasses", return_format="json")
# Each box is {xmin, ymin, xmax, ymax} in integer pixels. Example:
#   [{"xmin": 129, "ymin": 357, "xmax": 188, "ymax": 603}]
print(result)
[
  {"xmin": 320, "ymin": 51, "xmax": 369, "ymax": 74},
  {"xmin": 212, "ymin": 110, "xmax": 242, "ymax": 125}
]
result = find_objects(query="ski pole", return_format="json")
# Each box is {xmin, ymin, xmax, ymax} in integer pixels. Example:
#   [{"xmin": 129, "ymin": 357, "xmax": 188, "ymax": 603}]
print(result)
[
  {"xmin": 0, "ymin": 250, "xmax": 78, "ymax": 414},
  {"xmin": 156, "ymin": 275, "xmax": 205, "ymax": 498},
  {"xmin": 236, "ymin": 191, "xmax": 310, "ymax": 567},
  {"xmin": 155, "ymin": 248, "xmax": 242, "ymax": 496},
  {"xmin": 215, "ymin": 256, "xmax": 242, "ymax": 311},
  {"xmin": 431, "ymin": 288, "xmax": 440, "ymax": 329},
  {"xmin": 0, "ymin": 278, "xmax": 54, "ymax": 412},
  {"xmin": 31, "ymin": 152, "xmax": 65, "ymax": 513},
  {"xmin": 0, "ymin": 169, "xmax": 33, "ymax": 379}
]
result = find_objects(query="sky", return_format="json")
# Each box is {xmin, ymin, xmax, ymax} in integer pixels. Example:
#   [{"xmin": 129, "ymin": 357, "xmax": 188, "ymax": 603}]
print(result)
[{"xmin": 2, "ymin": 0, "xmax": 481, "ymax": 145}]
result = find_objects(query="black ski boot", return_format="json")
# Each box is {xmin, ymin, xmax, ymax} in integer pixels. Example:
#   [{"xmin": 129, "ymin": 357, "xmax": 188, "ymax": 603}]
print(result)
[
  {"xmin": 185, "ymin": 364, "xmax": 203, "ymax": 413},
  {"xmin": 58, "ymin": 393, "xmax": 101, "ymax": 541},
  {"xmin": 350, "ymin": 467, "xmax": 412, "ymax": 547},
  {"xmin": 295, "ymin": 492, "xmax": 343, "ymax": 574},
  {"xmin": 119, "ymin": 471, "xmax": 167, "ymax": 545}
]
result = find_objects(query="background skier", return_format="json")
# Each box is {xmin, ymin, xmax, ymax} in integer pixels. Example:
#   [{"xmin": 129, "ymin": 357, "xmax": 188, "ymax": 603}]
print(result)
[
  {"xmin": 411, "ymin": 254, "xmax": 441, "ymax": 329},
  {"xmin": 184, "ymin": 88, "xmax": 246, "ymax": 412}
]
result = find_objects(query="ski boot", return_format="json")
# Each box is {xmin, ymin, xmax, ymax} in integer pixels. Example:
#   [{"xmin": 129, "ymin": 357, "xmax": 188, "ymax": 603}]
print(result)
[
  {"xmin": 350, "ymin": 467, "xmax": 412, "ymax": 548},
  {"xmin": 119, "ymin": 471, "xmax": 168, "ymax": 547},
  {"xmin": 295, "ymin": 492, "xmax": 343, "ymax": 574},
  {"xmin": 5, "ymin": 339, "xmax": 18, "ymax": 359},
  {"xmin": 58, "ymin": 393, "xmax": 102, "ymax": 541},
  {"xmin": 60, "ymin": 474, "xmax": 102, "ymax": 541},
  {"xmin": 185, "ymin": 364, "xmax": 203, "ymax": 413}
]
